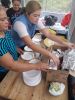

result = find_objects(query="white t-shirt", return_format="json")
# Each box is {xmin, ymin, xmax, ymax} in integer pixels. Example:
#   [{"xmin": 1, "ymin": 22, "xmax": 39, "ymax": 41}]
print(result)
[{"xmin": 13, "ymin": 19, "xmax": 45, "ymax": 38}]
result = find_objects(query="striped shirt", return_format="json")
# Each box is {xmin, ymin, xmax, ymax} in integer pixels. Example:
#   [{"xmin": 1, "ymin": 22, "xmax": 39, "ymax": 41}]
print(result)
[{"xmin": 0, "ymin": 31, "xmax": 18, "ymax": 72}]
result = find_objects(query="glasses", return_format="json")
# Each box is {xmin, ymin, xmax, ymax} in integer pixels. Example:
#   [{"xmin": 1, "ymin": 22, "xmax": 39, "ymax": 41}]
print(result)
[{"xmin": 0, "ymin": 17, "xmax": 9, "ymax": 22}]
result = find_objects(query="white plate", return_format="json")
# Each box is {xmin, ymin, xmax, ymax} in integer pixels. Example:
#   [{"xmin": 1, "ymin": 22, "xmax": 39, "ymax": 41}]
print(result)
[
  {"xmin": 22, "ymin": 70, "xmax": 42, "ymax": 86},
  {"xmin": 23, "ymin": 74, "xmax": 41, "ymax": 86},
  {"xmin": 49, "ymin": 82, "xmax": 65, "ymax": 96},
  {"xmin": 21, "ymin": 52, "xmax": 34, "ymax": 60},
  {"xmin": 50, "ymin": 23, "xmax": 66, "ymax": 31},
  {"xmin": 29, "ymin": 59, "xmax": 40, "ymax": 64},
  {"xmin": 48, "ymin": 66, "xmax": 57, "ymax": 70},
  {"xmin": 32, "ymin": 34, "xmax": 42, "ymax": 42},
  {"xmin": 24, "ymin": 46, "xmax": 33, "ymax": 52}
]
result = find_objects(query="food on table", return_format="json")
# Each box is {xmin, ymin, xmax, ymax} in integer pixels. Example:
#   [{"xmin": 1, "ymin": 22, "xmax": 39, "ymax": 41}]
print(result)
[
  {"xmin": 49, "ymin": 29, "xmax": 56, "ymax": 35},
  {"xmin": 48, "ymin": 82, "xmax": 65, "ymax": 96},
  {"xmin": 32, "ymin": 34, "xmax": 42, "ymax": 43},
  {"xmin": 44, "ymin": 38, "xmax": 54, "ymax": 47}
]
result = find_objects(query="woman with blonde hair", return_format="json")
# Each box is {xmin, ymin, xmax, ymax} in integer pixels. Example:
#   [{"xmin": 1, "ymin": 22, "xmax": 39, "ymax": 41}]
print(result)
[{"xmin": 12, "ymin": 0, "xmax": 75, "ymax": 66}]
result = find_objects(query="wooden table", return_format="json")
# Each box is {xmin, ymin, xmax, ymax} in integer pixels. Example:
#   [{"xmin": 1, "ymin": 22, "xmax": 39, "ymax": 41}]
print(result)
[{"xmin": 0, "ymin": 71, "xmax": 68, "ymax": 100}]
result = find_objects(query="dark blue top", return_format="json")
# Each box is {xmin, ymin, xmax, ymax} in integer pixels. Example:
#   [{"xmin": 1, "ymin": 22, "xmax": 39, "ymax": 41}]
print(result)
[
  {"xmin": 0, "ymin": 31, "xmax": 18, "ymax": 72},
  {"xmin": 6, "ymin": 8, "xmax": 23, "ymax": 24}
]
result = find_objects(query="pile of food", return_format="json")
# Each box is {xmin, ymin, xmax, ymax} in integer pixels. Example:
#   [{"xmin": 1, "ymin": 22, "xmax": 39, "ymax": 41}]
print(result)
[
  {"xmin": 44, "ymin": 38, "xmax": 54, "ymax": 47},
  {"xmin": 48, "ymin": 82, "xmax": 65, "ymax": 96}
]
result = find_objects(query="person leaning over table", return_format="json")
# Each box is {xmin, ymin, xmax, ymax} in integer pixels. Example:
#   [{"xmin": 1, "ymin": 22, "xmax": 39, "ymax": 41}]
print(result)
[
  {"xmin": 0, "ymin": 6, "xmax": 49, "ymax": 82},
  {"xmin": 12, "ymin": 0, "xmax": 75, "ymax": 66}
]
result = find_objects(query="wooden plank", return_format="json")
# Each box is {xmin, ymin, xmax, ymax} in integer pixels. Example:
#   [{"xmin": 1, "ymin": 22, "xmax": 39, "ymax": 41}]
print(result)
[
  {"xmin": 32, "ymin": 79, "xmax": 45, "ymax": 100},
  {"xmin": 9, "ymin": 75, "xmax": 34, "ymax": 100},
  {"xmin": 0, "ymin": 71, "xmax": 68, "ymax": 100},
  {"xmin": 45, "ymin": 70, "xmax": 68, "ymax": 100},
  {"xmin": 8, "ymin": 75, "xmax": 23, "ymax": 100},
  {"xmin": 0, "ymin": 71, "xmax": 19, "ymax": 97}
]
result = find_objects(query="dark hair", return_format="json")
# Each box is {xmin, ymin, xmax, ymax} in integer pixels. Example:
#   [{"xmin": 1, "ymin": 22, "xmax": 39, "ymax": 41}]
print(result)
[
  {"xmin": 44, "ymin": 15, "xmax": 58, "ymax": 26},
  {"xmin": 1, "ymin": 0, "xmax": 10, "ymax": 8},
  {"xmin": 24, "ymin": 0, "xmax": 41, "ymax": 15}
]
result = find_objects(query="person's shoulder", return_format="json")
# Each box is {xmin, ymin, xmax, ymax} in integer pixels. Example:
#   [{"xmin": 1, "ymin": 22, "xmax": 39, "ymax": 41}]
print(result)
[
  {"xmin": 0, "ymin": 38, "xmax": 8, "ymax": 56},
  {"xmin": 0, "ymin": 35, "xmax": 6, "ymax": 49},
  {"xmin": 7, "ymin": 8, "xmax": 13, "ymax": 13},
  {"xmin": 14, "ymin": 14, "xmax": 25, "ymax": 23},
  {"xmin": 7, "ymin": 7, "xmax": 13, "ymax": 11},
  {"xmin": 5, "ymin": 30, "xmax": 12, "ymax": 37}
]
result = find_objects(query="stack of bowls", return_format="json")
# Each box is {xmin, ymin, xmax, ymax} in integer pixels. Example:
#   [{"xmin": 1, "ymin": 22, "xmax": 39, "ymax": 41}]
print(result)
[{"xmin": 22, "ymin": 59, "xmax": 42, "ymax": 86}]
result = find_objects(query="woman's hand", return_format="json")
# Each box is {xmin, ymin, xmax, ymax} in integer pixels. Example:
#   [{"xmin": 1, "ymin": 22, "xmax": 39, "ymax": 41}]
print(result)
[
  {"xmin": 63, "ymin": 41, "xmax": 75, "ymax": 49},
  {"xmin": 49, "ymin": 52, "xmax": 60, "ymax": 66},
  {"xmin": 67, "ymin": 42, "xmax": 75, "ymax": 49},
  {"xmin": 35, "ymin": 62, "xmax": 49, "ymax": 72}
]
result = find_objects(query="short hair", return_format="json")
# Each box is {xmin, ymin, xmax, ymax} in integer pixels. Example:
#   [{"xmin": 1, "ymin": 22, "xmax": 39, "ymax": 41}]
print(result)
[{"xmin": 24, "ymin": 0, "xmax": 41, "ymax": 15}]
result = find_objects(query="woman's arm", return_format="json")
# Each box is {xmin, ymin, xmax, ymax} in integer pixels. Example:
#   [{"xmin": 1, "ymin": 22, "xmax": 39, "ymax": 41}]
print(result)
[
  {"xmin": 40, "ymin": 28, "xmax": 75, "ymax": 48},
  {"xmin": 22, "ymin": 36, "xmax": 60, "ymax": 66},
  {"xmin": 13, "ymin": 21, "xmax": 60, "ymax": 65},
  {"xmin": 37, "ymin": 18, "xmax": 74, "ymax": 48},
  {"xmin": 0, "ymin": 53, "xmax": 49, "ymax": 72}
]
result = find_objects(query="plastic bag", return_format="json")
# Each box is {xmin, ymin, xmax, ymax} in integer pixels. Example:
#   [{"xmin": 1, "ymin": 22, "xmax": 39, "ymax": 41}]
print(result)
[{"xmin": 44, "ymin": 15, "xmax": 58, "ymax": 26}]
